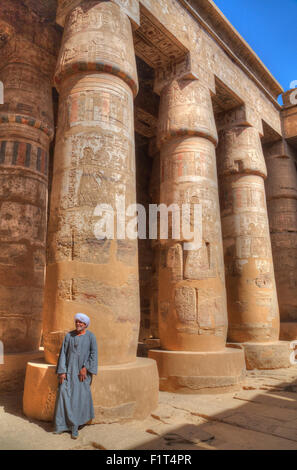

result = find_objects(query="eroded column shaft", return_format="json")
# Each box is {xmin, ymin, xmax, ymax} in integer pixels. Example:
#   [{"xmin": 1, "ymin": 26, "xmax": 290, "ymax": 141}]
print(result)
[
  {"xmin": 264, "ymin": 141, "xmax": 297, "ymax": 337},
  {"xmin": 43, "ymin": 0, "xmax": 140, "ymax": 366},
  {"xmin": 148, "ymin": 139, "xmax": 160, "ymax": 339},
  {"xmin": 148, "ymin": 79, "xmax": 245, "ymax": 391},
  {"xmin": 157, "ymin": 79, "xmax": 228, "ymax": 352},
  {"xmin": 0, "ymin": 60, "xmax": 54, "ymax": 353},
  {"xmin": 217, "ymin": 125, "xmax": 280, "ymax": 343}
]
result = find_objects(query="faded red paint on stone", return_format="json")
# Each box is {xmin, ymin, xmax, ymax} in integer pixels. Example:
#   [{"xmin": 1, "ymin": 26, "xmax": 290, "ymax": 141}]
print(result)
[
  {"xmin": 43, "ymin": 0, "xmax": 140, "ymax": 365},
  {"xmin": 0, "ymin": 55, "xmax": 54, "ymax": 356}
]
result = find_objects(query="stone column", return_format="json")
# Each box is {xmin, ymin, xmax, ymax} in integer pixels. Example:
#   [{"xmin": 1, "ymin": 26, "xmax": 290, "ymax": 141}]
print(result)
[
  {"xmin": 148, "ymin": 138, "xmax": 160, "ymax": 341},
  {"xmin": 264, "ymin": 140, "xmax": 297, "ymax": 340},
  {"xmin": 149, "ymin": 76, "xmax": 246, "ymax": 392},
  {"xmin": 0, "ymin": 35, "xmax": 55, "ymax": 391},
  {"xmin": 23, "ymin": 0, "xmax": 158, "ymax": 423},
  {"xmin": 217, "ymin": 108, "xmax": 291, "ymax": 369}
]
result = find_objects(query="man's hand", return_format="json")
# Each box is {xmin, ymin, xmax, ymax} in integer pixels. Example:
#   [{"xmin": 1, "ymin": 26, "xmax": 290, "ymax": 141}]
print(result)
[
  {"xmin": 59, "ymin": 373, "xmax": 66, "ymax": 385},
  {"xmin": 79, "ymin": 367, "xmax": 87, "ymax": 382}
]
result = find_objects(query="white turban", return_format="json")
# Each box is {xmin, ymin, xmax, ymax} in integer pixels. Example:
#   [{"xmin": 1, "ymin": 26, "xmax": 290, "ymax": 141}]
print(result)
[{"xmin": 74, "ymin": 313, "xmax": 90, "ymax": 327}]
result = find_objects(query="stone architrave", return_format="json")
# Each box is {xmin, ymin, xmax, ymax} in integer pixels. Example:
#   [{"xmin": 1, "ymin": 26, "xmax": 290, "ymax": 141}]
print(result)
[
  {"xmin": 23, "ymin": 0, "xmax": 158, "ymax": 423},
  {"xmin": 263, "ymin": 140, "xmax": 297, "ymax": 341},
  {"xmin": 217, "ymin": 107, "xmax": 292, "ymax": 369},
  {"xmin": 0, "ymin": 34, "xmax": 56, "ymax": 392},
  {"xmin": 148, "ymin": 75, "xmax": 246, "ymax": 392}
]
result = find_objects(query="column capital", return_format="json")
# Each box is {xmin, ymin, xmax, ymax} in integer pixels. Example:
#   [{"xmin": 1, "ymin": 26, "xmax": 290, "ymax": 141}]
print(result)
[
  {"xmin": 157, "ymin": 77, "xmax": 218, "ymax": 147},
  {"xmin": 0, "ymin": 34, "xmax": 56, "ymax": 139},
  {"xmin": 57, "ymin": 0, "xmax": 140, "ymax": 28},
  {"xmin": 217, "ymin": 126, "xmax": 267, "ymax": 179},
  {"xmin": 264, "ymin": 139, "xmax": 297, "ymax": 202},
  {"xmin": 154, "ymin": 53, "xmax": 200, "ymax": 96},
  {"xmin": 263, "ymin": 139, "xmax": 296, "ymax": 160},
  {"xmin": 216, "ymin": 104, "xmax": 263, "ymax": 136},
  {"xmin": 54, "ymin": 0, "xmax": 139, "ymax": 96},
  {"xmin": 0, "ymin": 33, "xmax": 58, "ymax": 81},
  {"xmin": 282, "ymin": 91, "xmax": 297, "ymax": 143},
  {"xmin": 282, "ymin": 88, "xmax": 297, "ymax": 108}
]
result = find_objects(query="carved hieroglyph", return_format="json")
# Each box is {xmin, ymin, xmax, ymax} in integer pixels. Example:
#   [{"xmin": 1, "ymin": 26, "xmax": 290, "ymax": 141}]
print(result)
[
  {"xmin": 217, "ymin": 115, "xmax": 280, "ymax": 343},
  {"xmin": 0, "ymin": 46, "xmax": 54, "ymax": 353},
  {"xmin": 157, "ymin": 78, "xmax": 229, "ymax": 352},
  {"xmin": 264, "ymin": 140, "xmax": 297, "ymax": 332},
  {"xmin": 43, "ymin": 0, "xmax": 141, "ymax": 366}
]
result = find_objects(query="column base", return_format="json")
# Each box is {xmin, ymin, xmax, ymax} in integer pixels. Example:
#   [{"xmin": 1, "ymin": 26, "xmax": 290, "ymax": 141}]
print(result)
[
  {"xmin": 23, "ymin": 357, "xmax": 159, "ymax": 423},
  {"xmin": 0, "ymin": 350, "xmax": 44, "ymax": 393},
  {"xmin": 235, "ymin": 341, "xmax": 292, "ymax": 370},
  {"xmin": 148, "ymin": 347, "xmax": 246, "ymax": 393},
  {"xmin": 137, "ymin": 339, "xmax": 161, "ymax": 357},
  {"xmin": 280, "ymin": 322, "xmax": 297, "ymax": 341}
]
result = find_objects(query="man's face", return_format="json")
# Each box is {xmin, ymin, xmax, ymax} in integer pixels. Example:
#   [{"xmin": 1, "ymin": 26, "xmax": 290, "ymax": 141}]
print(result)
[{"xmin": 75, "ymin": 320, "xmax": 87, "ymax": 332}]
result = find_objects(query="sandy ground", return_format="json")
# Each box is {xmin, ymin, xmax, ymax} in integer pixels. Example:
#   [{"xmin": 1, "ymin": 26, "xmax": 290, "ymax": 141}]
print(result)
[{"xmin": 2, "ymin": 368, "xmax": 297, "ymax": 450}]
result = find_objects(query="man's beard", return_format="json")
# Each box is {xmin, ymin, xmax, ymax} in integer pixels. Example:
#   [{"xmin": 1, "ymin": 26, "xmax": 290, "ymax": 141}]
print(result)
[{"xmin": 76, "ymin": 325, "xmax": 85, "ymax": 332}]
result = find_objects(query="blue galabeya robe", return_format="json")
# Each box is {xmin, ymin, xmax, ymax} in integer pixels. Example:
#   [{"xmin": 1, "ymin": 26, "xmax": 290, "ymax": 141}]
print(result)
[{"xmin": 54, "ymin": 330, "xmax": 98, "ymax": 433}]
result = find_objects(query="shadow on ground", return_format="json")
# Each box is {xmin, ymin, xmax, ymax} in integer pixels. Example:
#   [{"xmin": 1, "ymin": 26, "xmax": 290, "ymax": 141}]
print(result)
[{"xmin": 1, "ymin": 368, "xmax": 297, "ymax": 450}]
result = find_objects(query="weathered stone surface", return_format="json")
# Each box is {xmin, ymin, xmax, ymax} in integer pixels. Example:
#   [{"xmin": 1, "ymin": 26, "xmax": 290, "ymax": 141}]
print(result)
[
  {"xmin": 152, "ymin": 73, "xmax": 246, "ymax": 389},
  {"xmin": 282, "ymin": 89, "xmax": 297, "ymax": 147},
  {"xmin": 0, "ymin": 13, "xmax": 55, "ymax": 364},
  {"xmin": 0, "ymin": 350, "xmax": 44, "ymax": 393},
  {"xmin": 57, "ymin": 0, "xmax": 140, "ymax": 28},
  {"xmin": 264, "ymin": 141, "xmax": 297, "ymax": 336},
  {"xmin": 147, "ymin": 140, "xmax": 161, "ymax": 339},
  {"xmin": 149, "ymin": 347, "xmax": 246, "ymax": 392},
  {"xmin": 158, "ymin": 79, "xmax": 218, "ymax": 146},
  {"xmin": 217, "ymin": 126, "xmax": 267, "ymax": 178},
  {"xmin": 0, "ymin": 0, "xmax": 295, "ymax": 414},
  {"xmin": 217, "ymin": 120, "xmax": 281, "ymax": 349},
  {"xmin": 55, "ymin": 1, "xmax": 139, "ymax": 95},
  {"xmin": 157, "ymin": 80, "xmax": 228, "ymax": 354},
  {"xmin": 242, "ymin": 342, "xmax": 292, "ymax": 370},
  {"xmin": 140, "ymin": 0, "xmax": 282, "ymax": 136},
  {"xmin": 43, "ymin": 1, "xmax": 141, "ymax": 366},
  {"xmin": 43, "ymin": 330, "xmax": 69, "ymax": 365},
  {"xmin": 23, "ymin": 0, "xmax": 158, "ymax": 423},
  {"xmin": 23, "ymin": 358, "xmax": 159, "ymax": 422}
]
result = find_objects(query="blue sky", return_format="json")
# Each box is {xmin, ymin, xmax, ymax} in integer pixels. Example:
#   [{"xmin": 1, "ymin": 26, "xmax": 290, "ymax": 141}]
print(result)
[{"xmin": 213, "ymin": 0, "xmax": 297, "ymax": 102}]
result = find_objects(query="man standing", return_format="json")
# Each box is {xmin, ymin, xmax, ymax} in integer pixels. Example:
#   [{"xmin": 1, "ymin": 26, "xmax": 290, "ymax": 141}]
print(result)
[{"xmin": 53, "ymin": 313, "xmax": 98, "ymax": 439}]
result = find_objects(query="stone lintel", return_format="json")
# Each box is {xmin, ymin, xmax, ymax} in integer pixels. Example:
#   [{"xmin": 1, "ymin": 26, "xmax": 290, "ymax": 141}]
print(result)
[
  {"xmin": 134, "ymin": 84, "xmax": 159, "ymax": 138},
  {"xmin": 57, "ymin": 0, "xmax": 140, "ymax": 28},
  {"xmin": 134, "ymin": 107, "xmax": 157, "ymax": 138},
  {"xmin": 217, "ymin": 104, "xmax": 263, "ymax": 136},
  {"xmin": 135, "ymin": 83, "xmax": 159, "ymax": 118},
  {"xmin": 154, "ymin": 52, "xmax": 200, "ymax": 96}
]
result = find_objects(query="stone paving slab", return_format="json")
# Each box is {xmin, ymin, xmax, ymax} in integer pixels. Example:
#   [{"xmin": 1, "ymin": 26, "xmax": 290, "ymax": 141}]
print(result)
[{"xmin": 1, "ymin": 368, "xmax": 297, "ymax": 450}]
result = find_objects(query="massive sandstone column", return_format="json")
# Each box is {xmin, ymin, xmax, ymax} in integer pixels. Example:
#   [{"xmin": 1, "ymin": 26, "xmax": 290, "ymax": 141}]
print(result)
[
  {"xmin": 23, "ymin": 0, "xmax": 158, "ymax": 423},
  {"xmin": 264, "ymin": 140, "xmax": 297, "ymax": 340},
  {"xmin": 148, "ymin": 138, "xmax": 161, "ymax": 341},
  {"xmin": 217, "ymin": 108, "xmax": 291, "ymax": 369},
  {"xmin": 0, "ymin": 33, "xmax": 55, "ymax": 391},
  {"xmin": 149, "ymin": 77, "xmax": 246, "ymax": 392}
]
